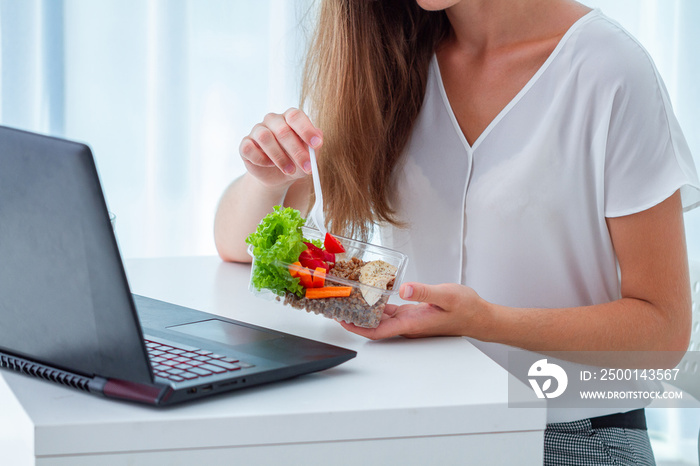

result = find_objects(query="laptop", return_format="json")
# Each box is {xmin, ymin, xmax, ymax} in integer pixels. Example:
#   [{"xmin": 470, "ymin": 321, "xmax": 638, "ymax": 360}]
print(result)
[{"xmin": 0, "ymin": 125, "xmax": 356, "ymax": 405}]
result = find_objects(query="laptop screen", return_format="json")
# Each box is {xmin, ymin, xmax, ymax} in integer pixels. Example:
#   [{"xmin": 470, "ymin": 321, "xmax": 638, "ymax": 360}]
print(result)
[{"xmin": 0, "ymin": 126, "xmax": 152, "ymax": 384}]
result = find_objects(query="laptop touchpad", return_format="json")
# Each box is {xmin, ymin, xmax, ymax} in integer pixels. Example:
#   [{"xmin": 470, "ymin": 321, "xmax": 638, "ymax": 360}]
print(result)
[{"xmin": 168, "ymin": 319, "xmax": 280, "ymax": 346}]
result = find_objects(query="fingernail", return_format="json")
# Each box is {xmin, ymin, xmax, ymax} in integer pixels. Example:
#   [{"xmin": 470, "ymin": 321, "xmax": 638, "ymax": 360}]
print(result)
[
  {"xmin": 403, "ymin": 285, "xmax": 413, "ymax": 299},
  {"xmin": 303, "ymin": 161, "xmax": 311, "ymax": 173},
  {"xmin": 310, "ymin": 136, "xmax": 321, "ymax": 148},
  {"xmin": 284, "ymin": 164, "xmax": 295, "ymax": 175}
]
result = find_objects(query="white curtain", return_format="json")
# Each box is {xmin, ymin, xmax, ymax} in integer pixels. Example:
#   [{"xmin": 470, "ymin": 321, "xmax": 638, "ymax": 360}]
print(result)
[{"xmin": 1, "ymin": 0, "xmax": 312, "ymax": 259}]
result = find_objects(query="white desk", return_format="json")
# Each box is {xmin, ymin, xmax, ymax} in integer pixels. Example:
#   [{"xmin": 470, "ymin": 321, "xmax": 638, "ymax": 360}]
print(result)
[{"xmin": 0, "ymin": 256, "xmax": 546, "ymax": 465}]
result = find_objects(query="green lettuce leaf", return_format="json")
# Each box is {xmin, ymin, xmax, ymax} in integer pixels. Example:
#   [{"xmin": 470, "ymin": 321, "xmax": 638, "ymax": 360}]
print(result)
[{"xmin": 246, "ymin": 206, "xmax": 307, "ymax": 297}]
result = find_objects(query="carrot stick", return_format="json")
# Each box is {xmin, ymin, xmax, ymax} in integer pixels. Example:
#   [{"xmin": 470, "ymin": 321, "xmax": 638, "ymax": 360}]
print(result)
[
  {"xmin": 305, "ymin": 286, "xmax": 352, "ymax": 299},
  {"xmin": 297, "ymin": 267, "xmax": 314, "ymax": 288},
  {"xmin": 312, "ymin": 267, "xmax": 326, "ymax": 288},
  {"xmin": 288, "ymin": 261, "xmax": 303, "ymax": 278}
]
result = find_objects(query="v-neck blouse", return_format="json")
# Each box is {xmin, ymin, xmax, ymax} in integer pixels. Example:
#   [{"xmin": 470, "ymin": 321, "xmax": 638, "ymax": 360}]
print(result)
[
  {"xmin": 380, "ymin": 9, "xmax": 700, "ymax": 423},
  {"xmin": 433, "ymin": 9, "xmax": 594, "ymax": 154}
]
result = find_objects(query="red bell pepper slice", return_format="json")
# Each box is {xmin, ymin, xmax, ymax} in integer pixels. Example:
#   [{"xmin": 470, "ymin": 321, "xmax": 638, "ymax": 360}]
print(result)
[{"xmin": 298, "ymin": 249, "xmax": 328, "ymax": 272}]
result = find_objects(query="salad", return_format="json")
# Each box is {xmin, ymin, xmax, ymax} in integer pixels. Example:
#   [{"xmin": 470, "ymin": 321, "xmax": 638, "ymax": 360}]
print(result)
[{"xmin": 245, "ymin": 206, "xmax": 407, "ymax": 328}]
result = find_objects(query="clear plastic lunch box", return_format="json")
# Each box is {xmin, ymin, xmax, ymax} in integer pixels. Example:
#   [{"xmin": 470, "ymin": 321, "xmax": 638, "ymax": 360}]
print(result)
[{"xmin": 248, "ymin": 226, "xmax": 408, "ymax": 328}]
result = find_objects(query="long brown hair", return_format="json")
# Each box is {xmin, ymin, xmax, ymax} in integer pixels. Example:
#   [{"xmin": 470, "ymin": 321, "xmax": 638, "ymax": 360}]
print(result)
[{"xmin": 301, "ymin": 0, "xmax": 449, "ymax": 240}]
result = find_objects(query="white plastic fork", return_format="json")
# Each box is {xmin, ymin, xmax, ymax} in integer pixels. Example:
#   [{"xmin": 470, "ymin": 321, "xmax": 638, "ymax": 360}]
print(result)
[{"xmin": 307, "ymin": 146, "xmax": 327, "ymax": 235}]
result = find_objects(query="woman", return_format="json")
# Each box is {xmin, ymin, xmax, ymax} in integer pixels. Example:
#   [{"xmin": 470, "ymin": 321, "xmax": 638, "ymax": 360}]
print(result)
[{"xmin": 214, "ymin": 0, "xmax": 700, "ymax": 463}]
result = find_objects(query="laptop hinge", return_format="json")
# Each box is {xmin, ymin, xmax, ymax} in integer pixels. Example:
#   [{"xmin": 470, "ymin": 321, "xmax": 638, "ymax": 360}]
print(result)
[
  {"xmin": 0, "ymin": 351, "xmax": 106, "ymax": 394},
  {"xmin": 103, "ymin": 378, "xmax": 172, "ymax": 405}
]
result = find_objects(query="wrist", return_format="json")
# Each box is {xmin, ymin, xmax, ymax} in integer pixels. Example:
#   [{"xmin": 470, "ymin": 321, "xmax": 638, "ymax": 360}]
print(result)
[
  {"xmin": 242, "ymin": 174, "xmax": 306, "ymax": 212},
  {"xmin": 471, "ymin": 298, "xmax": 503, "ymax": 342},
  {"xmin": 246, "ymin": 173, "xmax": 295, "ymax": 198}
]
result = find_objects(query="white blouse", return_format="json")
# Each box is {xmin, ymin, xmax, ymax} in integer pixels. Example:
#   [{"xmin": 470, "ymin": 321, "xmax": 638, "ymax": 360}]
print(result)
[{"xmin": 381, "ymin": 9, "xmax": 700, "ymax": 423}]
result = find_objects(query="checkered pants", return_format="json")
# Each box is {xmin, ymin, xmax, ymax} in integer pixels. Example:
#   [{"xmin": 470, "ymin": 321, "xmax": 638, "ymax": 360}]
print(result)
[{"xmin": 544, "ymin": 418, "xmax": 656, "ymax": 465}]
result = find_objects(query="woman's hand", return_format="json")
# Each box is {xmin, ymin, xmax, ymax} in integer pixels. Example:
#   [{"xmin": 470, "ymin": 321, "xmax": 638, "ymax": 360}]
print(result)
[
  {"xmin": 214, "ymin": 108, "xmax": 320, "ymax": 262},
  {"xmin": 340, "ymin": 282, "xmax": 492, "ymax": 340},
  {"xmin": 240, "ymin": 108, "xmax": 323, "ymax": 188}
]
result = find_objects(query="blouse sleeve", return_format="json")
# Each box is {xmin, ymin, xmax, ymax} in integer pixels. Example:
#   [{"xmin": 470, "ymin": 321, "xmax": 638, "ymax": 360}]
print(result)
[{"xmin": 603, "ymin": 38, "xmax": 700, "ymax": 217}]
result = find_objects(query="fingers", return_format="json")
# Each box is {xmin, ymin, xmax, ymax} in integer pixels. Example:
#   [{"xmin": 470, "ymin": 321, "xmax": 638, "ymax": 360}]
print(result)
[
  {"xmin": 240, "ymin": 108, "xmax": 323, "ymax": 179},
  {"xmin": 339, "ymin": 319, "xmax": 403, "ymax": 340},
  {"xmin": 338, "ymin": 305, "xmax": 399, "ymax": 339},
  {"xmin": 400, "ymin": 282, "xmax": 457, "ymax": 310},
  {"xmin": 249, "ymin": 120, "xmax": 299, "ymax": 175},
  {"xmin": 283, "ymin": 108, "xmax": 323, "ymax": 149},
  {"xmin": 239, "ymin": 137, "xmax": 275, "ymax": 168},
  {"xmin": 382, "ymin": 304, "xmax": 400, "ymax": 318},
  {"xmin": 341, "ymin": 285, "xmax": 480, "ymax": 341}
]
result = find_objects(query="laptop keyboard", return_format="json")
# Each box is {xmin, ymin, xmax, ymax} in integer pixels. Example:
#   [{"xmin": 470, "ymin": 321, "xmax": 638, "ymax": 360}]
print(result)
[{"xmin": 144, "ymin": 338, "xmax": 253, "ymax": 383}]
